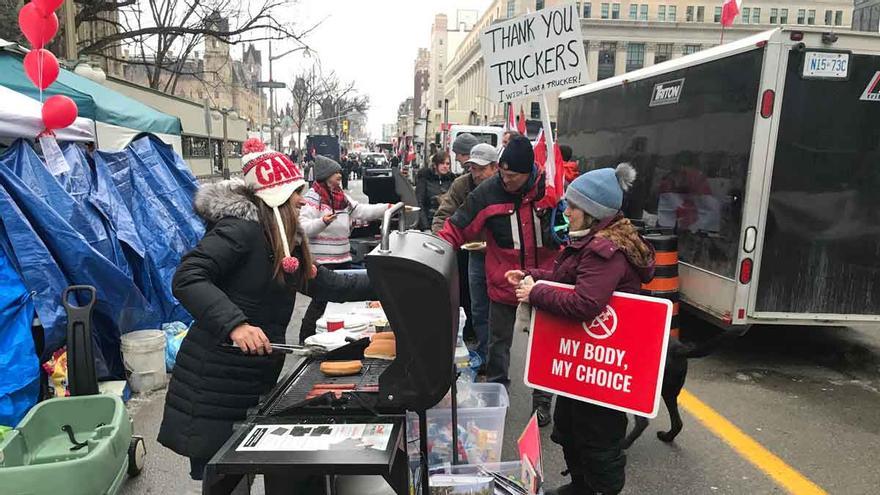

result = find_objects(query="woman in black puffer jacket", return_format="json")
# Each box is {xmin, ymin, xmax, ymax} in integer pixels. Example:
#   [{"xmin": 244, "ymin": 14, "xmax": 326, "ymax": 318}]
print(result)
[
  {"xmin": 415, "ymin": 151, "xmax": 456, "ymax": 229},
  {"xmin": 158, "ymin": 141, "xmax": 373, "ymax": 486}
]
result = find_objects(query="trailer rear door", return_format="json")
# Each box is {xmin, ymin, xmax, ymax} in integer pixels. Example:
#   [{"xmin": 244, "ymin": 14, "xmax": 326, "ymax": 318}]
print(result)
[{"xmin": 752, "ymin": 50, "xmax": 880, "ymax": 319}]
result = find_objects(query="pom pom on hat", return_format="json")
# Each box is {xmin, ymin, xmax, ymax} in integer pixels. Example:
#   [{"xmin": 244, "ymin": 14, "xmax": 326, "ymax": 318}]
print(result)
[
  {"xmin": 282, "ymin": 256, "xmax": 300, "ymax": 274},
  {"xmin": 243, "ymin": 138, "xmax": 267, "ymax": 155}
]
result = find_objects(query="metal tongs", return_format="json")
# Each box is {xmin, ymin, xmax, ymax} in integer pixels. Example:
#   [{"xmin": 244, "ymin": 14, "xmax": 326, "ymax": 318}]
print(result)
[{"xmin": 220, "ymin": 342, "xmax": 328, "ymax": 357}]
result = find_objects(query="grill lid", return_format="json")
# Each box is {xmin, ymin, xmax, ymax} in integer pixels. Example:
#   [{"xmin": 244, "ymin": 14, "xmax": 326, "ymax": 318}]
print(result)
[{"xmin": 365, "ymin": 204, "xmax": 459, "ymax": 411}]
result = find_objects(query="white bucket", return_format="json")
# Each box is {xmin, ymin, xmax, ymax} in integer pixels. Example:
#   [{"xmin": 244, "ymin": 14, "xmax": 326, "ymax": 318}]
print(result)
[{"xmin": 121, "ymin": 330, "xmax": 167, "ymax": 393}]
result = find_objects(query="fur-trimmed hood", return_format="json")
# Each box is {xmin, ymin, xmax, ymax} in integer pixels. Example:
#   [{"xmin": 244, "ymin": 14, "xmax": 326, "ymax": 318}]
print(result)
[{"xmin": 193, "ymin": 179, "xmax": 259, "ymax": 224}]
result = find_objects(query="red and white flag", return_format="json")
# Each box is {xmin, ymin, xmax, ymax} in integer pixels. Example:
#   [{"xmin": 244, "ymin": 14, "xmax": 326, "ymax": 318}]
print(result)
[
  {"xmin": 517, "ymin": 106, "xmax": 527, "ymax": 135},
  {"xmin": 507, "ymin": 103, "xmax": 516, "ymax": 131},
  {"xmin": 533, "ymin": 128, "xmax": 565, "ymax": 209},
  {"xmin": 721, "ymin": 0, "xmax": 742, "ymax": 26}
]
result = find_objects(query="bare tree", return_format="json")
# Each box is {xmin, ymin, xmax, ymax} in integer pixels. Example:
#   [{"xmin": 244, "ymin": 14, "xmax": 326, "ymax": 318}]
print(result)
[
  {"xmin": 289, "ymin": 65, "xmax": 322, "ymax": 152},
  {"xmin": 317, "ymin": 71, "xmax": 369, "ymax": 135},
  {"xmin": 73, "ymin": 0, "xmax": 317, "ymax": 91}
]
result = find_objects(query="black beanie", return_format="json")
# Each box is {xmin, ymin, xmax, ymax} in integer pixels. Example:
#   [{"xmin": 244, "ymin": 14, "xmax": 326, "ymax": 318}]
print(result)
[{"xmin": 499, "ymin": 135, "xmax": 535, "ymax": 174}]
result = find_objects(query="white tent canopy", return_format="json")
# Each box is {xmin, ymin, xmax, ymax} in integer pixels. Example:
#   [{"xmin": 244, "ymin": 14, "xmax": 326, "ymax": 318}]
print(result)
[{"xmin": 0, "ymin": 84, "xmax": 95, "ymax": 142}]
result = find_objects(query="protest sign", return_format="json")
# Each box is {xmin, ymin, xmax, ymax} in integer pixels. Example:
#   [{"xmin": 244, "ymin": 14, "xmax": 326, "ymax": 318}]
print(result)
[
  {"xmin": 524, "ymin": 282, "xmax": 672, "ymax": 417},
  {"xmin": 479, "ymin": 2, "xmax": 588, "ymax": 103}
]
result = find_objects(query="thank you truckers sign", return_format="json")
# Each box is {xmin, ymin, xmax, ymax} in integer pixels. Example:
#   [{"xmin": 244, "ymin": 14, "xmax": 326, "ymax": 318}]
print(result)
[
  {"xmin": 524, "ymin": 282, "xmax": 672, "ymax": 417},
  {"xmin": 479, "ymin": 2, "xmax": 588, "ymax": 103}
]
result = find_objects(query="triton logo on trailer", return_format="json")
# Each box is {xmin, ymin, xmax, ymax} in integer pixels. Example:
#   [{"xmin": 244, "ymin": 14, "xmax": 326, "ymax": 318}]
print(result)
[
  {"xmin": 650, "ymin": 78, "xmax": 685, "ymax": 107},
  {"xmin": 860, "ymin": 72, "xmax": 880, "ymax": 102}
]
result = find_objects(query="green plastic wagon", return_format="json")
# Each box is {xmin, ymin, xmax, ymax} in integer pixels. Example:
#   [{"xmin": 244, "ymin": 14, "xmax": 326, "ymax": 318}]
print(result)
[{"xmin": 0, "ymin": 395, "xmax": 145, "ymax": 495}]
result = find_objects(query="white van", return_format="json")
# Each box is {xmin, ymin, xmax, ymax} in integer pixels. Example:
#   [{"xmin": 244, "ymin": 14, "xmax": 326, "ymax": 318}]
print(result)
[{"xmin": 446, "ymin": 125, "xmax": 506, "ymax": 174}]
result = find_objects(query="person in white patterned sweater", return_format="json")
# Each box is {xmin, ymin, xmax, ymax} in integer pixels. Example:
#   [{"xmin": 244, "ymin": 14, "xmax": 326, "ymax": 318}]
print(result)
[{"xmin": 298, "ymin": 155, "xmax": 390, "ymax": 342}]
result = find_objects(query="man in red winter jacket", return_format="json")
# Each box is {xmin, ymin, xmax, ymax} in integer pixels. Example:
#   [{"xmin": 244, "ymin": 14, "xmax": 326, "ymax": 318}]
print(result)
[{"xmin": 437, "ymin": 135, "xmax": 560, "ymax": 425}]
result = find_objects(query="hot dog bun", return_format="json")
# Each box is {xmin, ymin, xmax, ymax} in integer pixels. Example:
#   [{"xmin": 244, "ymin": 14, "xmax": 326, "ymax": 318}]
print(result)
[
  {"xmin": 364, "ymin": 339, "xmax": 396, "ymax": 360},
  {"xmin": 319, "ymin": 360, "xmax": 363, "ymax": 376},
  {"xmin": 372, "ymin": 332, "xmax": 395, "ymax": 341}
]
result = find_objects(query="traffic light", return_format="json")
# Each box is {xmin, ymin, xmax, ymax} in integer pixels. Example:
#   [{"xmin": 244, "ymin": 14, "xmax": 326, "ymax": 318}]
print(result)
[{"xmin": 342, "ymin": 119, "xmax": 350, "ymax": 135}]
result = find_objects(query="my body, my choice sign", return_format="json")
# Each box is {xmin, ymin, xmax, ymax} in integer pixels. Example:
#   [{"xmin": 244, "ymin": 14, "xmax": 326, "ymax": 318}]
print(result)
[
  {"xmin": 479, "ymin": 2, "xmax": 589, "ymax": 103},
  {"xmin": 524, "ymin": 282, "xmax": 672, "ymax": 418}
]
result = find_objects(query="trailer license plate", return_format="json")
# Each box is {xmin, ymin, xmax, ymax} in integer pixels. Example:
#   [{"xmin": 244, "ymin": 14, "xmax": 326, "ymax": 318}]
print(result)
[{"xmin": 802, "ymin": 52, "xmax": 850, "ymax": 79}]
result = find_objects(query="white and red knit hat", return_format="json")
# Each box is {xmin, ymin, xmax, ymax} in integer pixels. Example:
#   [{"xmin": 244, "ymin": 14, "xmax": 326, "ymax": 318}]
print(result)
[{"xmin": 242, "ymin": 138, "xmax": 306, "ymax": 274}]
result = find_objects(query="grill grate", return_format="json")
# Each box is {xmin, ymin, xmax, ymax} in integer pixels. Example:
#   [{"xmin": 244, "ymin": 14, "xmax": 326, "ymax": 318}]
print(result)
[{"xmin": 265, "ymin": 358, "xmax": 391, "ymax": 415}]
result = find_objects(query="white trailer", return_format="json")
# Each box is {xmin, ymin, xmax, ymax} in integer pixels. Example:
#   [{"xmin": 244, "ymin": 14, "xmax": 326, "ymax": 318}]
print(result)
[{"xmin": 558, "ymin": 28, "xmax": 880, "ymax": 329}]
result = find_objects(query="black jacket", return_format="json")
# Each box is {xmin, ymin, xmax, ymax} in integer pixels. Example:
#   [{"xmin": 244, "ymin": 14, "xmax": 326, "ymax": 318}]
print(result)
[
  {"xmin": 415, "ymin": 167, "xmax": 456, "ymax": 229},
  {"xmin": 158, "ymin": 180, "xmax": 373, "ymax": 460}
]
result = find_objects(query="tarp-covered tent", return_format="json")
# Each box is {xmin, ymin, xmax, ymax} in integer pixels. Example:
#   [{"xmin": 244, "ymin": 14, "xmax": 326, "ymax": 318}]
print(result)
[
  {"xmin": 0, "ymin": 84, "xmax": 94, "ymax": 142},
  {"xmin": 0, "ymin": 50, "xmax": 183, "ymax": 153},
  {"xmin": 0, "ymin": 136, "xmax": 201, "ymax": 391}
]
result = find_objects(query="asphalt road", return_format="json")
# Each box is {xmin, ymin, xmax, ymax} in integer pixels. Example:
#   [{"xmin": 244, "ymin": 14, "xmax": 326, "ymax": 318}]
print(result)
[{"xmin": 118, "ymin": 180, "xmax": 880, "ymax": 495}]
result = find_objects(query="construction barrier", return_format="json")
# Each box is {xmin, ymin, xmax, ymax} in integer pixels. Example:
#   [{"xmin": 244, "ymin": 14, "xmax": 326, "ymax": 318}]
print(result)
[{"xmin": 642, "ymin": 234, "xmax": 679, "ymax": 338}]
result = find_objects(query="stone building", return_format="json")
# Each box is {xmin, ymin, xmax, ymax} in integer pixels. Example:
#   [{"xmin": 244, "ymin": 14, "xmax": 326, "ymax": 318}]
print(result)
[
  {"xmin": 443, "ymin": 0, "xmax": 853, "ymax": 129},
  {"xmin": 853, "ymin": 0, "xmax": 880, "ymax": 31}
]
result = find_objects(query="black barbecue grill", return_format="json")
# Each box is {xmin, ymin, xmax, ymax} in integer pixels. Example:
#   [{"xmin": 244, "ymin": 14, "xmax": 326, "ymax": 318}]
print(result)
[{"xmin": 204, "ymin": 203, "xmax": 460, "ymax": 495}]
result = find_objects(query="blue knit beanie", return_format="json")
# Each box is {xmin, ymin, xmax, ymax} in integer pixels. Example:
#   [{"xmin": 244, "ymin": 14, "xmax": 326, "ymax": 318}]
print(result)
[{"xmin": 565, "ymin": 163, "xmax": 636, "ymax": 220}]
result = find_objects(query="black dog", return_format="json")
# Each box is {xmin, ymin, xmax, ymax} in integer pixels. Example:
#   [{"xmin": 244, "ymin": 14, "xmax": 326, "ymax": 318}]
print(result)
[{"xmin": 621, "ymin": 336, "xmax": 723, "ymax": 449}]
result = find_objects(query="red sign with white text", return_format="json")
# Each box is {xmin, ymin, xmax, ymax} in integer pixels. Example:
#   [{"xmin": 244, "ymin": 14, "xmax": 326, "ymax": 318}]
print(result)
[{"xmin": 524, "ymin": 282, "xmax": 672, "ymax": 418}]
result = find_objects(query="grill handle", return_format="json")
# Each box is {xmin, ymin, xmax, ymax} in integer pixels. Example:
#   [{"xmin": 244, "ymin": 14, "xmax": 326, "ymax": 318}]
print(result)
[{"xmin": 379, "ymin": 201, "xmax": 406, "ymax": 253}]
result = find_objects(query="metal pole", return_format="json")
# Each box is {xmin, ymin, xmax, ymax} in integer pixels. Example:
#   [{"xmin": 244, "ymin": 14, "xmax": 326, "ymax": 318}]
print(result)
[
  {"xmin": 269, "ymin": 41, "xmax": 276, "ymax": 149},
  {"xmin": 63, "ymin": 0, "xmax": 77, "ymax": 62},
  {"xmin": 442, "ymin": 98, "xmax": 449, "ymax": 151},
  {"xmin": 222, "ymin": 111, "xmax": 230, "ymax": 180}
]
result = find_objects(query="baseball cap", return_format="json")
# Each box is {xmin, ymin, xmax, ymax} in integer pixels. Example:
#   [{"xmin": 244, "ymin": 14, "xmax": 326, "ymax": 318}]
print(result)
[{"xmin": 465, "ymin": 143, "xmax": 499, "ymax": 167}]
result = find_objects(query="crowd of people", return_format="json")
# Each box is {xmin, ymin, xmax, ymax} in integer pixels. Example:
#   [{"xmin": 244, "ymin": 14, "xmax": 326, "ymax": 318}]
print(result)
[{"xmin": 159, "ymin": 132, "xmax": 655, "ymax": 495}]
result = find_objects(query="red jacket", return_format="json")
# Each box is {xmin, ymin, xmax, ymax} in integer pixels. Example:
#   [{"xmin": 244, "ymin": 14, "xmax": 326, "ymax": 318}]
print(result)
[
  {"xmin": 526, "ymin": 216, "xmax": 655, "ymax": 322},
  {"xmin": 437, "ymin": 170, "xmax": 560, "ymax": 306}
]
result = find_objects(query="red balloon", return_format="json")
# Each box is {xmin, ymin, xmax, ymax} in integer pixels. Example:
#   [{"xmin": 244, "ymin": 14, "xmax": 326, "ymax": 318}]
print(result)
[
  {"xmin": 18, "ymin": 3, "xmax": 58, "ymax": 49},
  {"xmin": 23, "ymin": 49, "xmax": 59, "ymax": 90},
  {"xmin": 32, "ymin": 0, "xmax": 64, "ymax": 16},
  {"xmin": 42, "ymin": 95, "xmax": 78, "ymax": 130}
]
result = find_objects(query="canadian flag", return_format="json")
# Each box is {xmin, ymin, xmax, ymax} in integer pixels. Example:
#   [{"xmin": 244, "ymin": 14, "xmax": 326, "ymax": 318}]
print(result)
[
  {"xmin": 517, "ymin": 106, "xmax": 527, "ymax": 135},
  {"xmin": 507, "ymin": 103, "xmax": 516, "ymax": 131},
  {"xmin": 533, "ymin": 128, "xmax": 565, "ymax": 209},
  {"xmin": 721, "ymin": 0, "xmax": 742, "ymax": 26}
]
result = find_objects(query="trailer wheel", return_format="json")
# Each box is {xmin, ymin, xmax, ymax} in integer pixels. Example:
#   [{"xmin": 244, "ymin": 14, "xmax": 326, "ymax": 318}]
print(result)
[{"xmin": 128, "ymin": 436, "xmax": 146, "ymax": 476}]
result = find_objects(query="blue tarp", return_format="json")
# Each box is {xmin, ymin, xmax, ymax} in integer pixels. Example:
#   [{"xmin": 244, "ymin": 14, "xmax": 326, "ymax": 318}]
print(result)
[
  {"xmin": 0, "ymin": 243, "xmax": 37, "ymax": 427},
  {"xmin": 0, "ymin": 135, "xmax": 201, "ymax": 380}
]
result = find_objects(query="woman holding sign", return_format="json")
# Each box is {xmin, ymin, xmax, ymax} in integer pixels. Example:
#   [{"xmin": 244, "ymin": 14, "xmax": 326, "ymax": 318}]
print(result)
[{"xmin": 506, "ymin": 163, "xmax": 654, "ymax": 495}]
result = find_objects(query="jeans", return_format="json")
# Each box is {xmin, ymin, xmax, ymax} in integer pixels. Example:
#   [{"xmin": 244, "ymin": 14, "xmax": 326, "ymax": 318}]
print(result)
[
  {"xmin": 468, "ymin": 251, "xmax": 490, "ymax": 364},
  {"xmin": 299, "ymin": 262, "xmax": 350, "ymax": 344},
  {"xmin": 488, "ymin": 301, "xmax": 554, "ymax": 405}
]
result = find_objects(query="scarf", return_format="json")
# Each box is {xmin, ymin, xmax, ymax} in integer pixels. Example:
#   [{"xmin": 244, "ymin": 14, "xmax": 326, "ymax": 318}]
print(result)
[
  {"xmin": 312, "ymin": 181, "xmax": 349, "ymax": 212},
  {"xmin": 595, "ymin": 217, "xmax": 655, "ymax": 268}
]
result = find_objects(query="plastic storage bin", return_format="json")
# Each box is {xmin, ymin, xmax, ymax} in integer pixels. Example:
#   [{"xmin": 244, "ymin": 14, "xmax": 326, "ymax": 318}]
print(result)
[{"xmin": 407, "ymin": 382, "xmax": 509, "ymax": 467}]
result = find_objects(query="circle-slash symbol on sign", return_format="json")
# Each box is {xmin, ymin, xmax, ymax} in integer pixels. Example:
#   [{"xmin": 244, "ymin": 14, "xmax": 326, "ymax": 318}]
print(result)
[{"xmin": 583, "ymin": 306, "xmax": 618, "ymax": 340}]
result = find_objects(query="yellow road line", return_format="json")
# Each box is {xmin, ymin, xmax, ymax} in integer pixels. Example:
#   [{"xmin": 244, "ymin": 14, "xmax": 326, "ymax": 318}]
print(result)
[{"xmin": 679, "ymin": 389, "xmax": 827, "ymax": 495}]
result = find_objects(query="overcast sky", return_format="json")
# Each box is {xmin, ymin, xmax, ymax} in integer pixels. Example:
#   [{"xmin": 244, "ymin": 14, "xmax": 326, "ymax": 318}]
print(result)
[{"xmin": 264, "ymin": 0, "xmax": 493, "ymax": 139}]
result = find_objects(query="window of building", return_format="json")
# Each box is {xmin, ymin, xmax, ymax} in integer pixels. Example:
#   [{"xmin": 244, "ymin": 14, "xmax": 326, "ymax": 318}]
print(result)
[
  {"xmin": 686, "ymin": 6, "xmax": 694, "ymax": 21},
  {"xmin": 536, "ymin": 0, "xmax": 545, "ymax": 9},
  {"xmin": 697, "ymin": 6, "xmax": 705, "ymax": 21},
  {"xmin": 530, "ymin": 102, "xmax": 540, "ymax": 119},
  {"xmin": 507, "ymin": 0, "xmax": 516, "ymax": 18},
  {"xmin": 770, "ymin": 8, "xmax": 778, "ymax": 23},
  {"xmin": 439, "ymin": 39, "xmax": 443, "ymax": 46},
  {"xmin": 714, "ymin": 6, "xmax": 722, "ymax": 22},
  {"xmin": 584, "ymin": 2, "xmax": 592, "ymax": 18},
  {"xmin": 214, "ymin": 90, "xmax": 219, "ymax": 98},
  {"xmin": 742, "ymin": 7, "xmax": 750, "ymax": 23},
  {"xmin": 808, "ymin": 9, "xmax": 815, "ymax": 25},
  {"xmin": 752, "ymin": 8, "xmax": 760, "ymax": 24},
  {"xmin": 780, "ymin": 8, "xmax": 788, "ymax": 23},
  {"xmin": 626, "ymin": 43, "xmax": 645, "ymax": 72},
  {"xmin": 824, "ymin": 10, "xmax": 833, "ymax": 25},
  {"xmin": 640, "ymin": 4, "xmax": 648, "ymax": 20},
  {"xmin": 601, "ymin": 3, "xmax": 609, "ymax": 18},
  {"xmin": 438, "ymin": 100, "xmax": 442, "ymax": 109},
  {"xmin": 669, "ymin": 5, "xmax": 676, "ymax": 21},
  {"xmin": 683, "ymin": 44, "xmax": 701, "ymax": 55},
  {"xmin": 598, "ymin": 42, "xmax": 617, "ymax": 80},
  {"xmin": 658, "ymin": 4, "xmax": 666, "ymax": 21},
  {"xmin": 797, "ymin": 9, "xmax": 805, "ymax": 24},
  {"xmin": 655, "ymin": 43, "xmax": 674, "ymax": 63},
  {"xmin": 630, "ymin": 4, "xmax": 638, "ymax": 19},
  {"xmin": 835, "ymin": 10, "xmax": 843, "ymax": 26},
  {"xmin": 612, "ymin": 3, "xmax": 620, "ymax": 19}
]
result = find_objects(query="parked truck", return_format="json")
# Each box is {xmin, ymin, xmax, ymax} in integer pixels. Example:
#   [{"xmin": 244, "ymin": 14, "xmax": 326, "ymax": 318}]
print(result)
[
  {"xmin": 306, "ymin": 134, "xmax": 341, "ymax": 163},
  {"xmin": 557, "ymin": 28, "xmax": 880, "ymax": 329}
]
